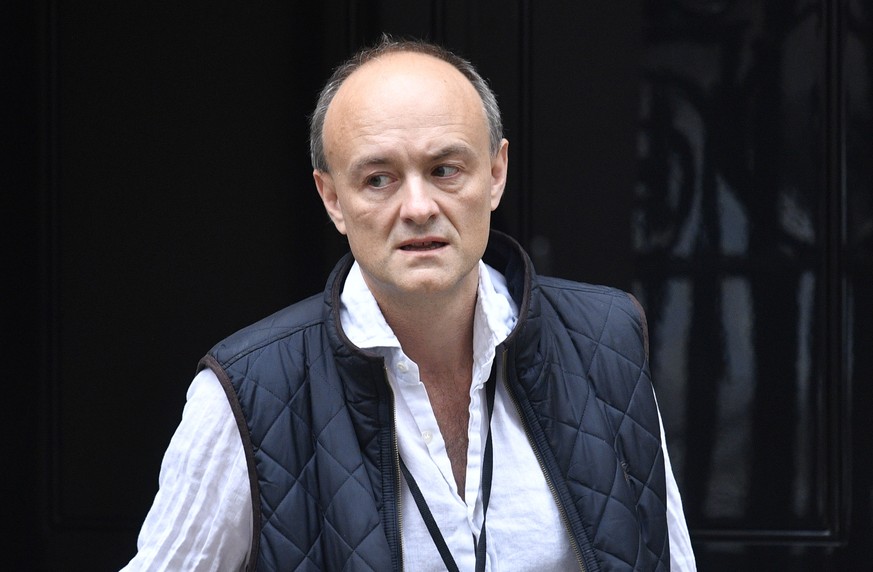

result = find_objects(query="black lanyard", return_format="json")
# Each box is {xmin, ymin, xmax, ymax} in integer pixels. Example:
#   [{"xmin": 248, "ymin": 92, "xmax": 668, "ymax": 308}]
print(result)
[{"xmin": 399, "ymin": 362, "xmax": 497, "ymax": 572}]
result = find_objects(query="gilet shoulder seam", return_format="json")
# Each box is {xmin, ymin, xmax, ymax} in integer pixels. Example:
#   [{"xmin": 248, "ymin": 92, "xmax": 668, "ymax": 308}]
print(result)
[{"xmin": 218, "ymin": 315, "xmax": 325, "ymax": 369}]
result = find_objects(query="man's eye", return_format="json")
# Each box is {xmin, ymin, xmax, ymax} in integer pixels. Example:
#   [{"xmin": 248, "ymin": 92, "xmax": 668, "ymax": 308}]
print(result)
[
  {"xmin": 366, "ymin": 174, "xmax": 392, "ymax": 188},
  {"xmin": 433, "ymin": 165, "xmax": 460, "ymax": 178}
]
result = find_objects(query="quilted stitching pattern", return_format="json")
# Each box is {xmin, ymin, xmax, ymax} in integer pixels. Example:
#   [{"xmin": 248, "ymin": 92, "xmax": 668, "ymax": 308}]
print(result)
[
  {"xmin": 215, "ymin": 302, "xmax": 394, "ymax": 571},
  {"xmin": 205, "ymin": 232, "xmax": 669, "ymax": 571},
  {"xmin": 522, "ymin": 278, "xmax": 669, "ymax": 570}
]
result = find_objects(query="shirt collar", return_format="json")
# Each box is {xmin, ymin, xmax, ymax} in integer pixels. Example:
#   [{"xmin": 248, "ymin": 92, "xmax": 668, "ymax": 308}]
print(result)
[{"xmin": 339, "ymin": 261, "xmax": 518, "ymax": 358}]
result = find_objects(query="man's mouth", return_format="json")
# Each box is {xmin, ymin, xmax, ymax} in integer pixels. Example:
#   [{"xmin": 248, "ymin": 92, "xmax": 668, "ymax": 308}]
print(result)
[{"xmin": 400, "ymin": 241, "xmax": 447, "ymax": 251}]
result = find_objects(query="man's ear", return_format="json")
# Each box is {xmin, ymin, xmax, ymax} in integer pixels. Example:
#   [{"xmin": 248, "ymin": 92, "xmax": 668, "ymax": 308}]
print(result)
[
  {"xmin": 313, "ymin": 169, "xmax": 347, "ymax": 235},
  {"xmin": 490, "ymin": 138, "xmax": 509, "ymax": 211}
]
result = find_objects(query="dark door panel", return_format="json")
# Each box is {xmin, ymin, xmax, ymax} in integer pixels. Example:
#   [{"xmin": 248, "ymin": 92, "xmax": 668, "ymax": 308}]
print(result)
[{"xmin": 8, "ymin": 1, "xmax": 870, "ymax": 569}]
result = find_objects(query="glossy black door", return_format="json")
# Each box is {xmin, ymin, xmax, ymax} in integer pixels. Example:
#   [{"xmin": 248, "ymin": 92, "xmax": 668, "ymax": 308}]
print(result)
[
  {"xmin": 8, "ymin": 1, "xmax": 871, "ymax": 569},
  {"xmin": 633, "ymin": 0, "xmax": 872, "ymax": 569}
]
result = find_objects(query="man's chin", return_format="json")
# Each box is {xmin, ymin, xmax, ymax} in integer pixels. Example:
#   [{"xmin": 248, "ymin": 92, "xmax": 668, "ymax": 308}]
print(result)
[
  {"xmin": 360, "ymin": 260, "xmax": 478, "ymax": 302},
  {"xmin": 396, "ymin": 269, "xmax": 479, "ymax": 300}
]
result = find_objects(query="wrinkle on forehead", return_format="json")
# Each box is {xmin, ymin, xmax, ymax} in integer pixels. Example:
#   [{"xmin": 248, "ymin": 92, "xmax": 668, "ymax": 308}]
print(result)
[{"xmin": 322, "ymin": 52, "xmax": 489, "ymax": 171}]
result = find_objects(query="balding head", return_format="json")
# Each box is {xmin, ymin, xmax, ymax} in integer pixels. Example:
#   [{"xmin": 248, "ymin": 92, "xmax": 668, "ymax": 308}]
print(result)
[
  {"xmin": 309, "ymin": 37, "xmax": 503, "ymax": 172},
  {"xmin": 309, "ymin": 39, "xmax": 509, "ymax": 307}
]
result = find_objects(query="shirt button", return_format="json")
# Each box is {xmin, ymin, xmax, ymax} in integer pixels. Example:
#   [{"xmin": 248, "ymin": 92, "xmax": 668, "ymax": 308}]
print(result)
[
  {"xmin": 396, "ymin": 361, "xmax": 409, "ymax": 373},
  {"xmin": 422, "ymin": 430, "xmax": 433, "ymax": 444}
]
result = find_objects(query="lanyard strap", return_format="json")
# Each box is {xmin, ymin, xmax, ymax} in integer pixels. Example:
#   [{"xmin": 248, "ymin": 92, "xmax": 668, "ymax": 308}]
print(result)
[{"xmin": 399, "ymin": 363, "xmax": 497, "ymax": 572}]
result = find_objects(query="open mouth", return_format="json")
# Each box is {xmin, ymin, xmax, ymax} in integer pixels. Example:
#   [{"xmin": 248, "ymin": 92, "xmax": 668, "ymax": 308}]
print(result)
[{"xmin": 400, "ymin": 241, "xmax": 447, "ymax": 251}]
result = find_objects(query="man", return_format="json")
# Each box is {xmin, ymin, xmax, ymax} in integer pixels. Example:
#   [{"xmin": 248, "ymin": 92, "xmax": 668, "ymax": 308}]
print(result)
[{"xmin": 124, "ymin": 38, "xmax": 695, "ymax": 571}]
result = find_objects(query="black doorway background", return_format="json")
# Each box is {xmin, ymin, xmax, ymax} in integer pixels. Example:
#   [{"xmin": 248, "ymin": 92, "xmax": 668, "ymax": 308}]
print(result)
[{"xmin": 4, "ymin": 1, "xmax": 871, "ymax": 570}]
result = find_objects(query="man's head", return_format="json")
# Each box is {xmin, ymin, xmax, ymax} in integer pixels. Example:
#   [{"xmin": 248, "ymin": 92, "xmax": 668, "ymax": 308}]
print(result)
[
  {"xmin": 311, "ymin": 37, "xmax": 509, "ymax": 307},
  {"xmin": 309, "ymin": 37, "xmax": 503, "ymax": 173}
]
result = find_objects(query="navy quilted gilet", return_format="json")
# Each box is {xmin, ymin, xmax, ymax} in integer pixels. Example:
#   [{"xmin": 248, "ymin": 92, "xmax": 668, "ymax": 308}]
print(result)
[{"xmin": 200, "ymin": 231, "xmax": 670, "ymax": 571}]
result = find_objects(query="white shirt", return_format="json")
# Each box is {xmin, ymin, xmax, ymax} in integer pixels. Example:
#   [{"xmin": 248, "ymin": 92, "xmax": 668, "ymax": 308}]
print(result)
[{"xmin": 123, "ymin": 262, "xmax": 695, "ymax": 571}]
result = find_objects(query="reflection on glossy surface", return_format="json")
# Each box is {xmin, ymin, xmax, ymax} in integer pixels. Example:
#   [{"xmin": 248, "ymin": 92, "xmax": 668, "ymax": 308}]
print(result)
[
  {"xmin": 634, "ymin": 0, "xmax": 829, "ymax": 532},
  {"xmin": 635, "ymin": 1, "xmax": 873, "ymax": 566}
]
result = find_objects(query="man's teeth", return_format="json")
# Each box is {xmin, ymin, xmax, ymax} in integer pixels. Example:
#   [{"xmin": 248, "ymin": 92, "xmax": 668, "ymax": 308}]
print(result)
[{"xmin": 402, "ymin": 242, "xmax": 443, "ymax": 250}]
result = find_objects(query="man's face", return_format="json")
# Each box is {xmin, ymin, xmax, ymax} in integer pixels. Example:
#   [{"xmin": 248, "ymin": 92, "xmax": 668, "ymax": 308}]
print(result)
[{"xmin": 314, "ymin": 52, "xmax": 509, "ymax": 306}]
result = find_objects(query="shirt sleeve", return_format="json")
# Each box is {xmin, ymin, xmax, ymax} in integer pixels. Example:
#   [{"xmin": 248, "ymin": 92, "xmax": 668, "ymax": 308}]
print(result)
[
  {"xmin": 120, "ymin": 368, "xmax": 252, "ymax": 572},
  {"xmin": 656, "ymin": 393, "xmax": 697, "ymax": 572}
]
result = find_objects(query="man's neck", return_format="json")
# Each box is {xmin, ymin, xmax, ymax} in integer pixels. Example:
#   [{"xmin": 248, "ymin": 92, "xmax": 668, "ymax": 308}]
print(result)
[
  {"xmin": 377, "ymin": 286, "xmax": 477, "ymax": 381},
  {"xmin": 371, "ymin": 273, "xmax": 480, "ymax": 499}
]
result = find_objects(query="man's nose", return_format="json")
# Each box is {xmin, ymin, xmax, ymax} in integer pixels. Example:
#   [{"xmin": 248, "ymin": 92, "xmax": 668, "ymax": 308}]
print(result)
[{"xmin": 399, "ymin": 176, "xmax": 440, "ymax": 224}]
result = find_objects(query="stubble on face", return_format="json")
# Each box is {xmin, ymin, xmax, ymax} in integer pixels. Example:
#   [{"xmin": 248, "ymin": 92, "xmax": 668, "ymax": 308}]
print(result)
[{"xmin": 315, "ymin": 52, "xmax": 507, "ymax": 313}]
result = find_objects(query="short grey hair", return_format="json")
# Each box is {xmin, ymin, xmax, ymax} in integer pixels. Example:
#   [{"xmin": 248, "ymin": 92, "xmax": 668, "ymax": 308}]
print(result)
[{"xmin": 309, "ymin": 36, "xmax": 503, "ymax": 172}]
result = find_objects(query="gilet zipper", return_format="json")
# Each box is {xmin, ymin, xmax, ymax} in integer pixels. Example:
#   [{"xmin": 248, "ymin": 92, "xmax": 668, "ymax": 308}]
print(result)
[
  {"xmin": 499, "ymin": 350, "xmax": 588, "ymax": 572},
  {"xmin": 385, "ymin": 364, "xmax": 404, "ymax": 571}
]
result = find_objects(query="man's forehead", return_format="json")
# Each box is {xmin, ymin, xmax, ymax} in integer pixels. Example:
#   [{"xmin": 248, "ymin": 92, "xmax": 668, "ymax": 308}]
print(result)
[
  {"xmin": 321, "ymin": 51, "xmax": 488, "ymax": 168},
  {"xmin": 329, "ymin": 52, "xmax": 478, "ymax": 117}
]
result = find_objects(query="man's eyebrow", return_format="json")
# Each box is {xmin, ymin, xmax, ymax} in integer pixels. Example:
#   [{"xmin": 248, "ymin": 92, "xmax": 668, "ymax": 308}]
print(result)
[
  {"xmin": 429, "ymin": 143, "xmax": 476, "ymax": 161},
  {"xmin": 348, "ymin": 156, "xmax": 390, "ymax": 177},
  {"xmin": 347, "ymin": 144, "xmax": 477, "ymax": 176}
]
